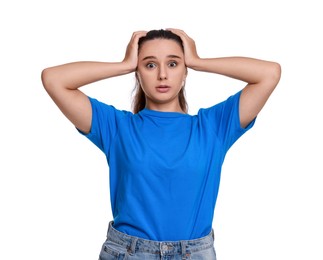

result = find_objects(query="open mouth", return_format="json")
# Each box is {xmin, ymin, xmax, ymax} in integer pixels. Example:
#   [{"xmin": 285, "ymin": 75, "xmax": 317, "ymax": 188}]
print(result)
[{"xmin": 156, "ymin": 85, "xmax": 171, "ymax": 93}]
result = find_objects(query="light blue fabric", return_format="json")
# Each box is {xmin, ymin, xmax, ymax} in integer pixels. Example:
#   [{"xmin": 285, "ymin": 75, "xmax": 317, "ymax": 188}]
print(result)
[
  {"xmin": 99, "ymin": 222, "xmax": 217, "ymax": 260},
  {"xmin": 79, "ymin": 90, "xmax": 255, "ymax": 241}
]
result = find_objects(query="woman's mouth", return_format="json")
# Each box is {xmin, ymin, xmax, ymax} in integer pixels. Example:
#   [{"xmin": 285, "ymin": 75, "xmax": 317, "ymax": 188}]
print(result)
[{"xmin": 156, "ymin": 85, "xmax": 171, "ymax": 93}]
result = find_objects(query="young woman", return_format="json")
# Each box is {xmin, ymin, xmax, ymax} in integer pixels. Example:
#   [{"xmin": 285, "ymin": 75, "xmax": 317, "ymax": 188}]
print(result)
[{"xmin": 41, "ymin": 28, "xmax": 281, "ymax": 259}]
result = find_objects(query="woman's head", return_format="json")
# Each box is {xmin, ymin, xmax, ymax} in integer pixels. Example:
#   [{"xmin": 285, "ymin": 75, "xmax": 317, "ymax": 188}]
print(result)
[
  {"xmin": 132, "ymin": 29, "xmax": 188, "ymax": 114},
  {"xmin": 138, "ymin": 29, "xmax": 184, "ymax": 53}
]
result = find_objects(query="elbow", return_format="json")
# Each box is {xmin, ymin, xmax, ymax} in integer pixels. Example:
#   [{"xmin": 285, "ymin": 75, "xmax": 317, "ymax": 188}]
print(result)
[
  {"xmin": 41, "ymin": 67, "xmax": 58, "ymax": 92},
  {"xmin": 270, "ymin": 62, "xmax": 282, "ymax": 87},
  {"xmin": 41, "ymin": 68, "xmax": 51, "ymax": 90},
  {"xmin": 261, "ymin": 62, "xmax": 281, "ymax": 92}
]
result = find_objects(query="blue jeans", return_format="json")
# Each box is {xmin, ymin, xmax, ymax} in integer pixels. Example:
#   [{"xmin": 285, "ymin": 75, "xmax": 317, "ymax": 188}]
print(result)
[{"xmin": 99, "ymin": 222, "xmax": 217, "ymax": 260}]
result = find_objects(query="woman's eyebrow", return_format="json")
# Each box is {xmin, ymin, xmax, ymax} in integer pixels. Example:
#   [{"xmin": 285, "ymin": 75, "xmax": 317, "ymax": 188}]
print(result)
[
  {"xmin": 142, "ymin": 56, "xmax": 157, "ymax": 61},
  {"xmin": 141, "ymin": 55, "xmax": 182, "ymax": 61},
  {"xmin": 167, "ymin": 55, "xmax": 182, "ymax": 59}
]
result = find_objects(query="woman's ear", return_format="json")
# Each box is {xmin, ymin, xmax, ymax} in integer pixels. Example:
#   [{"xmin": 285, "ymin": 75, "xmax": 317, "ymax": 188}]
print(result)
[
  {"xmin": 135, "ymin": 71, "xmax": 140, "ymax": 83},
  {"xmin": 135, "ymin": 72, "xmax": 143, "ymax": 88},
  {"xmin": 182, "ymin": 69, "xmax": 188, "ymax": 86}
]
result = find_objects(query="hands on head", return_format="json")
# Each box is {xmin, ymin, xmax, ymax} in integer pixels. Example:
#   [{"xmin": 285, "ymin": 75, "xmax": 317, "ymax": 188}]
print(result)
[
  {"xmin": 165, "ymin": 28, "xmax": 200, "ymax": 68},
  {"xmin": 123, "ymin": 29, "xmax": 201, "ymax": 72},
  {"xmin": 123, "ymin": 31, "xmax": 147, "ymax": 72}
]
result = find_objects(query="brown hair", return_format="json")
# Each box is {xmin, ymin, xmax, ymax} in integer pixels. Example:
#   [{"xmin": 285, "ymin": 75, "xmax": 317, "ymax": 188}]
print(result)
[{"xmin": 132, "ymin": 29, "xmax": 188, "ymax": 114}]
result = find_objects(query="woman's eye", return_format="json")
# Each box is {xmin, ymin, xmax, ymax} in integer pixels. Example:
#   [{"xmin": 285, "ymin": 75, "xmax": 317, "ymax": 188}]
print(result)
[
  {"xmin": 146, "ymin": 63, "xmax": 156, "ymax": 69},
  {"xmin": 168, "ymin": 61, "xmax": 177, "ymax": 67}
]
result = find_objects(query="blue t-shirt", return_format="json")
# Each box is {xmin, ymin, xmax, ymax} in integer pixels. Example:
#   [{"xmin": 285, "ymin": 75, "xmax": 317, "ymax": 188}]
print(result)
[{"xmin": 79, "ymin": 90, "xmax": 255, "ymax": 241}]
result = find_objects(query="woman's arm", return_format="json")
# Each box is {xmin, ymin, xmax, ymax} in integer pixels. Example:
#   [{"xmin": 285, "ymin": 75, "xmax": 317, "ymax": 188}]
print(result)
[
  {"xmin": 169, "ymin": 29, "xmax": 281, "ymax": 128},
  {"xmin": 41, "ymin": 31, "xmax": 147, "ymax": 133},
  {"xmin": 190, "ymin": 57, "xmax": 281, "ymax": 128}
]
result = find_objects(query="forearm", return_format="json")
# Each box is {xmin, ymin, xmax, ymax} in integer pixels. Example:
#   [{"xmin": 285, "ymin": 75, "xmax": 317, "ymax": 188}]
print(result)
[
  {"xmin": 41, "ymin": 61, "xmax": 133, "ymax": 90},
  {"xmin": 189, "ymin": 56, "xmax": 280, "ymax": 84}
]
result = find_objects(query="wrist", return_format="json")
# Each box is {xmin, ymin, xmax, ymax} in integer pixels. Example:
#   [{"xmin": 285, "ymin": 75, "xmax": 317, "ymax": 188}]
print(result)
[
  {"xmin": 117, "ymin": 61, "xmax": 136, "ymax": 75},
  {"xmin": 186, "ymin": 58, "xmax": 204, "ymax": 71}
]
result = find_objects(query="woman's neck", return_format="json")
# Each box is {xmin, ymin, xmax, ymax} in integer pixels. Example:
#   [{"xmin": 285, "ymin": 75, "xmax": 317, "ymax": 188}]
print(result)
[{"xmin": 145, "ymin": 102, "xmax": 185, "ymax": 113}]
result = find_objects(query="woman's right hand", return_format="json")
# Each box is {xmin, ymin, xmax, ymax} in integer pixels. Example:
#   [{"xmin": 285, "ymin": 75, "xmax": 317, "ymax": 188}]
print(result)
[
  {"xmin": 122, "ymin": 31, "xmax": 147, "ymax": 71},
  {"xmin": 41, "ymin": 31, "xmax": 147, "ymax": 134},
  {"xmin": 166, "ymin": 28, "xmax": 200, "ymax": 69}
]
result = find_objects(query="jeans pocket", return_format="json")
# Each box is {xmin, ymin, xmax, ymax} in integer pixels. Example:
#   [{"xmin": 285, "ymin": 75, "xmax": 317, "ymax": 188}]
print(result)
[
  {"xmin": 99, "ymin": 241, "xmax": 126, "ymax": 260},
  {"xmin": 190, "ymin": 246, "xmax": 217, "ymax": 260}
]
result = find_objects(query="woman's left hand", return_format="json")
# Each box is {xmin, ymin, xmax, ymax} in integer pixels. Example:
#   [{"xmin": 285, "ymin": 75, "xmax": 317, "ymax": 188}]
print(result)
[{"xmin": 166, "ymin": 28, "xmax": 200, "ymax": 69}]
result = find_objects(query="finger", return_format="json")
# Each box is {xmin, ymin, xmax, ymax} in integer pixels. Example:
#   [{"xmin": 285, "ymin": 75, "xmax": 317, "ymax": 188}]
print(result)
[
  {"xmin": 166, "ymin": 28, "xmax": 187, "ymax": 37},
  {"xmin": 166, "ymin": 28, "xmax": 183, "ymax": 32},
  {"xmin": 167, "ymin": 29, "xmax": 192, "ymax": 45},
  {"xmin": 132, "ymin": 31, "xmax": 147, "ymax": 40}
]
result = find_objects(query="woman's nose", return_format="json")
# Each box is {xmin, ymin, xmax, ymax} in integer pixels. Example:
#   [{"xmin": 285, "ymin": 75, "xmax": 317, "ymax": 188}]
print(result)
[{"xmin": 158, "ymin": 66, "xmax": 167, "ymax": 80}]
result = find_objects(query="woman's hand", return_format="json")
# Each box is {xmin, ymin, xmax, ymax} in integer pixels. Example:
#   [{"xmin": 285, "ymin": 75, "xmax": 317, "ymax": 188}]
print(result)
[
  {"xmin": 122, "ymin": 31, "xmax": 147, "ymax": 72},
  {"xmin": 166, "ymin": 28, "xmax": 201, "ymax": 69}
]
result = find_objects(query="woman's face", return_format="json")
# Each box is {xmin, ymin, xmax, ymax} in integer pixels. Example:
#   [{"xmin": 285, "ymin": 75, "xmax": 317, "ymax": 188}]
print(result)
[{"xmin": 136, "ymin": 39, "xmax": 187, "ymax": 112}]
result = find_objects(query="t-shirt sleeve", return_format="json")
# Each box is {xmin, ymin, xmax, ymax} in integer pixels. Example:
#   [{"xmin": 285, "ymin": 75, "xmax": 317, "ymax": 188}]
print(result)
[
  {"xmin": 198, "ymin": 90, "xmax": 256, "ymax": 150},
  {"xmin": 77, "ymin": 97, "xmax": 128, "ymax": 155}
]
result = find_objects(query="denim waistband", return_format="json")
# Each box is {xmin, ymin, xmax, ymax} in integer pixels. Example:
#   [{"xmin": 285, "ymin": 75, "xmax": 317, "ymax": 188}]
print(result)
[{"xmin": 106, "ymin": 222, "xmax": 214, "ymax": 256}]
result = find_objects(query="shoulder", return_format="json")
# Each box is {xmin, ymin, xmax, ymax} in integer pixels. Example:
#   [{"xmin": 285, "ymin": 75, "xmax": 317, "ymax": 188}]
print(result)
[
  {"xmin": 89, "ymin": 97, "xmax": 133, "ymax": 118},
  {"xmin": 197, "ymin": 91, "xmax": 242, "ymax": 116}
]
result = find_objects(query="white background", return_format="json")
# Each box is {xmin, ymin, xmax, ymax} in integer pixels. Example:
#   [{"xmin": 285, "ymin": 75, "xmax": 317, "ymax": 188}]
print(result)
[{"xmin": 1, "ymin": 0, "xmax": 322, "ymax": 259}]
